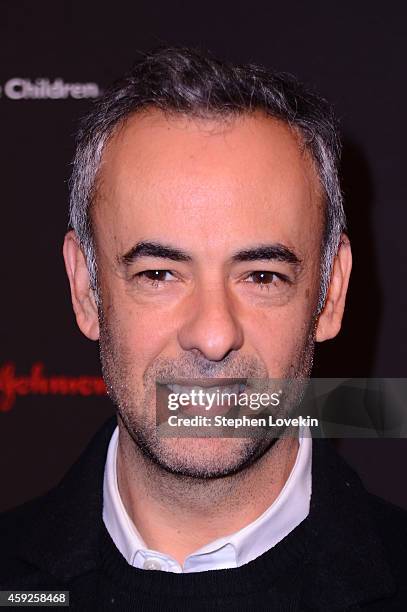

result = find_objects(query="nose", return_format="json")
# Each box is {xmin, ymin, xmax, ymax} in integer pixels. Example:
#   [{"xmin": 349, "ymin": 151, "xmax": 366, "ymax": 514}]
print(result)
[{"xmin": 177, "ymin": 282, "xmax": 244, "ymax": 361}]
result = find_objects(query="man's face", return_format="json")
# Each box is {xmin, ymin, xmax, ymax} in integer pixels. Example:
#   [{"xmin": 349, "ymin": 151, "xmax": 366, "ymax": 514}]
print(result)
[{"xmin": 91, "ymin": 110, "xmax": 324, "ymax": 477}]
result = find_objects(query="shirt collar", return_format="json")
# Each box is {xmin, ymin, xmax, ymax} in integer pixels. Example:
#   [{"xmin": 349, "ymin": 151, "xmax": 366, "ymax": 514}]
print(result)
[{"xmin": 103, "ymin": 426, "xmax": 312, "ymax": 572}]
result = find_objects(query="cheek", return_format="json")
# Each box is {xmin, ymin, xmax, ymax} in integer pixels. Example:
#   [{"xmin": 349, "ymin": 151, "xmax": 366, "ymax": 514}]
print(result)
[
  {"xmin": 243, "ymin": 301, "xmax": 315, "ymax": 373},
  {"xmin": 104, "ymin": 296, "xmax": 177, "ymax": 371}
]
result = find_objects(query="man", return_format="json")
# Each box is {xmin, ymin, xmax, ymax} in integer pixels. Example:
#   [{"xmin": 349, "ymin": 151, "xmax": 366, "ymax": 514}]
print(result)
[{"xmin": 1, "ymin": 46, "xmax": 406, "ymax": 610}]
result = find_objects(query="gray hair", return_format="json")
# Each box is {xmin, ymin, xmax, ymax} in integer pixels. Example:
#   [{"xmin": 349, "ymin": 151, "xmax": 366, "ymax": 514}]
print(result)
[{"xmin": 69, "ymin": 46, "xmax": 346, "ymax": 312}]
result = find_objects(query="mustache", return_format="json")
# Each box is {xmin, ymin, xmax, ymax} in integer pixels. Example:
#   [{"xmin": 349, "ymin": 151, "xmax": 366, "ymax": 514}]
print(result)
[{"xmin": 143, "ymin": 352, "xmax": 268, "ymax": 384}]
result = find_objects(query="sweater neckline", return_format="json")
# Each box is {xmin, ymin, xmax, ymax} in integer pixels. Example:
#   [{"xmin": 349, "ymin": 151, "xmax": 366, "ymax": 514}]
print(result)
[{"xmin": 98, "ymin": 515, "xmax": 311, "ymax": 598}]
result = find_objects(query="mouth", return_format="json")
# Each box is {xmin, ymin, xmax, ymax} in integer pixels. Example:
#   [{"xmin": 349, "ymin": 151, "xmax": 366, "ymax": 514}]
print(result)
[
  {"xmin": 158, "ymin": 378, "xmax": 248, "ymax": 417},
  {"xmin": 164, "ymin": 377, "xmax": 247, "ymax": 389}
]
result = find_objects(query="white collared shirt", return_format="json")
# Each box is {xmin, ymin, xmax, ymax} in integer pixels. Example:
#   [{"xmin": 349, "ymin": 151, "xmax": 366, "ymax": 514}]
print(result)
[{"xmin": 103, "ymin": 426, "xmax": 312, "ymax": 573}]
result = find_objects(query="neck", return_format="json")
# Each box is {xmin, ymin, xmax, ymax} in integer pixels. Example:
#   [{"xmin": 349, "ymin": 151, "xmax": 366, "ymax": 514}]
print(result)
[{"xmin": 116, "ymin": 423, "xmax": 299, "ymax": 565}]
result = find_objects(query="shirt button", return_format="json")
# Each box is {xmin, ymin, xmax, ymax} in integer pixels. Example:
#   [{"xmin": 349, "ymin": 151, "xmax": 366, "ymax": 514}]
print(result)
[{"xmin": 143, "ymin": 558, "xmax": 162, "ymax": 571}]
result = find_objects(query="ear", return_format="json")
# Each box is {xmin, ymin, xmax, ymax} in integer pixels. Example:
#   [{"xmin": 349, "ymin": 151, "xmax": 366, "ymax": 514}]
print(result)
[
  {"xmin": 315, "ymin": 234, "xmax": 352, "ymax": 342},
  {"xmin": 63, "ymin": 230, "xmax": 100, "ymax": 341}
]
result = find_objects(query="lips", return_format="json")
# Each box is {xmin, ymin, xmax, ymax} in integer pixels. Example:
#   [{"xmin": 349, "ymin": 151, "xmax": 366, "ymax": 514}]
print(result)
[
  {"xmin": 160, "ymin": 379, "xmax": 248, "ymax": 417},
  {"xmin": 166, "ymin": 382, "xmax": 245, "ymax": 396},
  {"xmin": 162, "ymin": 377, "xmax": 247, "ymax": 389}
]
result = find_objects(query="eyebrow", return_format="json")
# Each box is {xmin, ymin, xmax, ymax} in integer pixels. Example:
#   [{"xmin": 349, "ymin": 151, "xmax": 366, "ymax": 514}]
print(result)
[
  {"xmin": 121, "ymin": 241, "xmax": 192, "ymax": 265},
  {"xmin": 231, "ymin": 244, "xmax": 302, "ymax": 266},
  {"xmin": 120, "ymin": 241, "xmax": 302, "ymax": 268}
]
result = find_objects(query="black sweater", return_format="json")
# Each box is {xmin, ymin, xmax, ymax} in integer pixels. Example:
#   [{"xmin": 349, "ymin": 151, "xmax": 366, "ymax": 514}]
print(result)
[{"xmin": 1, "ymin": 416, "xmax": 406, "ymax": 611}]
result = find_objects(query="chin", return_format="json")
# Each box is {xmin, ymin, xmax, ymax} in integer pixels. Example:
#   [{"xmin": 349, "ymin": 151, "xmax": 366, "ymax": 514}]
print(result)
[{"xmin": 145, "ymin": 436, "xmax": 269, "ymax": 479}]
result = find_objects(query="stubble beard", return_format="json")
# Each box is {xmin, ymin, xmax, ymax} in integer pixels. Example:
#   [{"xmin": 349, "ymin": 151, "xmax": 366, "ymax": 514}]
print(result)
[{"xmin": 98, "ymin": 310, "xmax": 317, "ymax": 482}]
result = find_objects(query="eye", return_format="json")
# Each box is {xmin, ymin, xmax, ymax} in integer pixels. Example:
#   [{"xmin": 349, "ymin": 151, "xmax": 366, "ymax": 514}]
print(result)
[
  {"xmin": 244, "ymin": 271, "xmax": 289, "ymax": 288},
  {"xmin": 134, "ymin": 269, "xmax": 175, "ymax": 286}
]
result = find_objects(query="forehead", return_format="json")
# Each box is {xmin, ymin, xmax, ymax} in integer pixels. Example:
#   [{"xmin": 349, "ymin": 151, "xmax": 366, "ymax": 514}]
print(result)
[{"xmin": 93, "ymin": 109, "xmax": 324, "ymax": 257}]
